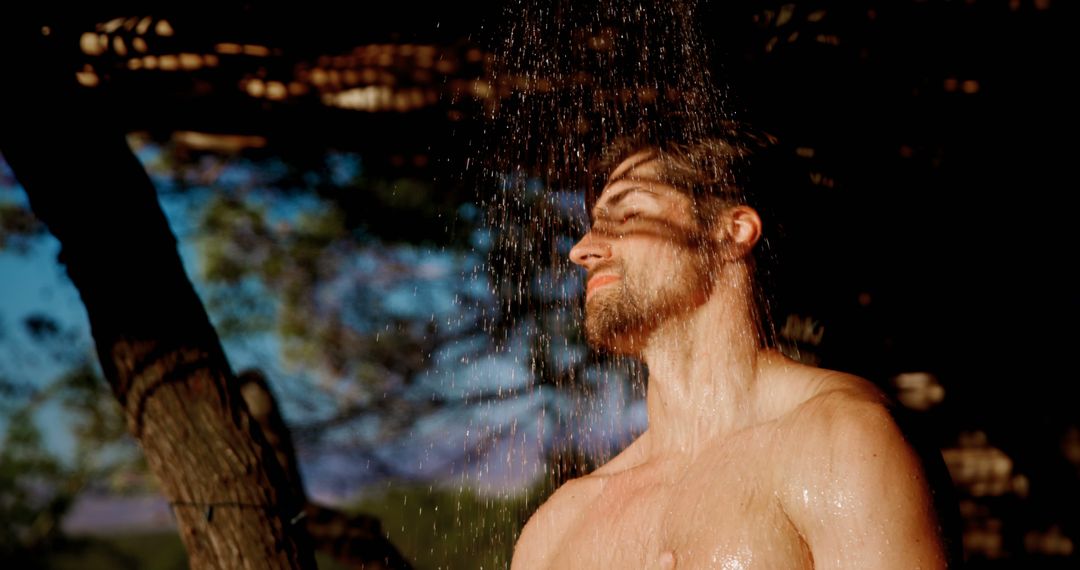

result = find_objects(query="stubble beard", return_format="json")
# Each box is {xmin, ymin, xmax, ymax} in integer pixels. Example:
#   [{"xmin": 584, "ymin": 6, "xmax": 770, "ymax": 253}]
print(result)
[
  {"xmin": 584, "ymin": 260, "xmax": 706, "ymax": 353},
  {"xmin": 585, "ymin": 277, "xmax": 648, "ymax": 353}
]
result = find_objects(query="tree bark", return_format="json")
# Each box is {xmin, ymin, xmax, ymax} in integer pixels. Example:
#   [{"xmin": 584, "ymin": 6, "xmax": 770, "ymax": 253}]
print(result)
[
  {"xmin": 239, "ymin": 370, "xmax": 413, "ymax": 569},
  {"xmin": 1, "ymin": 15, "xmax": 316, "ymax": 569}
]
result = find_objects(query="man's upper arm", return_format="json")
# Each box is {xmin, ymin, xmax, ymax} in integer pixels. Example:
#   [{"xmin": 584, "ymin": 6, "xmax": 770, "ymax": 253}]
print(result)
[{"xmin": 782, "ymin": 397, "xmax": 948, "ymax": 569}]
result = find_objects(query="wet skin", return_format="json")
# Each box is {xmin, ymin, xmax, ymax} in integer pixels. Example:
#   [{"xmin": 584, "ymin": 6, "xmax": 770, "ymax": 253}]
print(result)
[{"xmin": 511, "ymin": 154, "xmax": 948, "ymax": 569}]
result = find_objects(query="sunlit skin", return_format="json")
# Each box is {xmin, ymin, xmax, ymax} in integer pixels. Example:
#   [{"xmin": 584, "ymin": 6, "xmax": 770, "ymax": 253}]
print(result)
[{"xmin": 511, "ymin": 152, "xmax": 948, "ymax": 569}]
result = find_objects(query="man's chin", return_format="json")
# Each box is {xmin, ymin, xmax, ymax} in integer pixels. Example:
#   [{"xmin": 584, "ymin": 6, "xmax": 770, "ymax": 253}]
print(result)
[
  {"xmin": 587, "ymin": 337, "xmax": 640, "ymax": 356},
  {"xmin": 584, "ymin": 291, "xmax": 650, "ymax": 354},
  {"xmin": 585, "ymin": 321, "xmax": 646, "ymax": 355}
]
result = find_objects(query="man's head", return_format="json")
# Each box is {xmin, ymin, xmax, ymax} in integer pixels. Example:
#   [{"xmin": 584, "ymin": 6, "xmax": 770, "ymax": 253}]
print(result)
[{"xmin": 571, "ymin": 128, "xmax": 775, "ymax": 354}]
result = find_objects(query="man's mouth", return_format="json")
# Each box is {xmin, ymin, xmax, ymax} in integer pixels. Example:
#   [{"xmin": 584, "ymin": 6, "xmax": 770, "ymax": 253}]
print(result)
[{"xmin": 586, "ymin": 275, "xmax": 620, "ymax": 300}]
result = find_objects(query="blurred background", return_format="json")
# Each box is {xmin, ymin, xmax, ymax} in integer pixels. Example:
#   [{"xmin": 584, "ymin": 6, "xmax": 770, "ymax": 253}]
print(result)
[{"xmin": 0, "ymin": 1, "xmax": 1076, "ymax": 568}]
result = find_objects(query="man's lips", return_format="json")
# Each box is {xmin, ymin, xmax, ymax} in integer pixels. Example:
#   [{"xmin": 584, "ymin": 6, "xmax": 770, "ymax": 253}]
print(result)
[{"xmin": 586, "ymin": 274, "xmax": 620, "ymax": 299}]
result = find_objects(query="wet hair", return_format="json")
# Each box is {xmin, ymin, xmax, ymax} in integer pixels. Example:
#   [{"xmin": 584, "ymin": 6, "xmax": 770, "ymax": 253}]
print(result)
[
  {"xmin": 587, "ymin": 121, "xmax": 778, "ymax": 222},
  {"xmin": 587, "ymin": 121, "xmax": 788, "ymax": 347}
]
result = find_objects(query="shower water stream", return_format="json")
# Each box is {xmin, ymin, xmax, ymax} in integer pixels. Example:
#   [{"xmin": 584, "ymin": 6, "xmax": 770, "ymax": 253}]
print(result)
[{"xmin": 452, "ymin": 0, "xmax": 787, "ymax": 567}]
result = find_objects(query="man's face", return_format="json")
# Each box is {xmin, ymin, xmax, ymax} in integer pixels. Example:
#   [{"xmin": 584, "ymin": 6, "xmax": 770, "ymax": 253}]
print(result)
[{"xmin": 570, "ymin": 151, "xmax": 717, "ymax": 353}]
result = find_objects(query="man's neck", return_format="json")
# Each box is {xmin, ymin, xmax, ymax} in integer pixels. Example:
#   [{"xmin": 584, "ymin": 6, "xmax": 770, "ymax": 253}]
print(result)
[{"xmin": 640, "ymin": 286, "xmax": 769, "ymax": 460}]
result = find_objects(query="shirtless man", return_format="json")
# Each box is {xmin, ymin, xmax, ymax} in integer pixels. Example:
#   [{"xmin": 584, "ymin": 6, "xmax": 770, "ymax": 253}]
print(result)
[{"xmin": 511, "ymin": 135, "xmax": 950, "ymax": 569}]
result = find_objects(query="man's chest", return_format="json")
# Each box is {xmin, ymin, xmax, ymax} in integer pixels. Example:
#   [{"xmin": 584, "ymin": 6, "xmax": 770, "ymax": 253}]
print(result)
[{"xmin": 544, "ymin": 461, "xmax": 813, "ymax": 569}]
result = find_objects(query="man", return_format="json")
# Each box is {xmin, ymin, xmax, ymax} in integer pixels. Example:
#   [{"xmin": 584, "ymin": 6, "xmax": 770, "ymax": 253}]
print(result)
[{"xmin": 511, "ymin": 133, "xmax": 951, "ymax": 568}]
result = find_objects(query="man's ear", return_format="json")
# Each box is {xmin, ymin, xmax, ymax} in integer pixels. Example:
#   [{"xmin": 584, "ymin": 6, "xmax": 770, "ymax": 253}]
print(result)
[{"xmin": 716, "ymin": 205, "xmax": 762, "ymax": 259}]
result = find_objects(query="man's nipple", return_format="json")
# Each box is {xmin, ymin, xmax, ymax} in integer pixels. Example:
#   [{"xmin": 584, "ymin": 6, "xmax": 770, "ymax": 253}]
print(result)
[{"xmin": 659, "ymin": 550, "xmax": 676, "ymax": 570}]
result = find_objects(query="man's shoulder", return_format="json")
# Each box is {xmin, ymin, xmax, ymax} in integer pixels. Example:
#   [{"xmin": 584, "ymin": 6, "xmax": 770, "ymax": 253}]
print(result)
[
  {"xmin": 511, "ymin": 474, "xmax": 603, "ymax": 569},
  {"xmin": 776, "ymin": 370, "xmax": 900, "ymax": 458},
  {"xmin": 773, "ymin": 371, "xmax": 934, "ymax": 518},
  {"xmin": 758, "ymin": 351, "xmax": 888, "ymax": 417},
  {"xmin": 769, "ymin": 371, "xmax": 950, "ymax": 567}
]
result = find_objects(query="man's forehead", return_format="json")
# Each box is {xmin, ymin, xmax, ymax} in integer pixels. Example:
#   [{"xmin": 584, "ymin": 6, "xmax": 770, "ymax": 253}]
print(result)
[
  {"xmin": 585, "ymin": 153, "xmax": 695, "ymax": 224},
  {"xmin": 594, "ymin": 152, "xmax": 665, "ymax": 205},
  {"xmin": 585, "ymin": 149, "xmax": 680, "ymax": 218},
  {"xmin": 606, "ymin": 151, "xmax": 660, "ymax": 182}
]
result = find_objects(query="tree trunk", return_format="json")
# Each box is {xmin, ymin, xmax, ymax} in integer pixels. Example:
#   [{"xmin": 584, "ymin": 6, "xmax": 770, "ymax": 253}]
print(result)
[
  {"xmin": 239, "ymin": 370, "xmax": 414, "ymax": 569},
  {"xmin": 1, "ymin": 15, "xmax": 316, "ymax": 569}
]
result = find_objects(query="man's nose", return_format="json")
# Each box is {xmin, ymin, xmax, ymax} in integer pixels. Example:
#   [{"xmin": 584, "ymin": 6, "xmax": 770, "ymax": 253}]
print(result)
[{"xmin": 569, "ymin": 231, "xmax": 611, "ymax": 268}]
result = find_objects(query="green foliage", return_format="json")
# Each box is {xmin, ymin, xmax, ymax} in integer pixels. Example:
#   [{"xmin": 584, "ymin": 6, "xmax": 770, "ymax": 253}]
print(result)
[
  {"xmin": 351, "ymin": 177, "xmax": 467, "ymax": 244},
  {"xmin": 351, "ymin": 479, "xmax": 557, "ymax": 570},
  {"xmin": 0, "ymin": 202, "xmax": 43, "ymax": 253},
  {"xmin": 35, "ymin": 531, "xmax": 353, "ymax": 570},
  {"xmin": 53, "ymin": 363, "xmax": 144, "ymax": 481},
  {"xmin": 166, "ymin": 147, "xmax": 500, "ymax": 434},
  {"xmin": 0, "ymin": 354, "xmax": 145, "ymax": 564},
  {"xmin": 142, "ymin": 140, "xmax": 642, "ymax": 480},
  {"xmin": 42, "ymin": 532, "xmax": 188, "ymax": 570},
  {"xmin": 1, "ymin": 155, "xmax": 43, "ymax": 253},
  {"xmin": 0, "ymin": 408, "xmax": 72, "ymax": 563}
]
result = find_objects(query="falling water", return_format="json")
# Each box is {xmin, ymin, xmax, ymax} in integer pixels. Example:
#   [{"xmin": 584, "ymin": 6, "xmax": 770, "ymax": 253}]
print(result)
[{"xmin": 451, "ymin": 0, "xmax": 780, "ymax": 566}]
